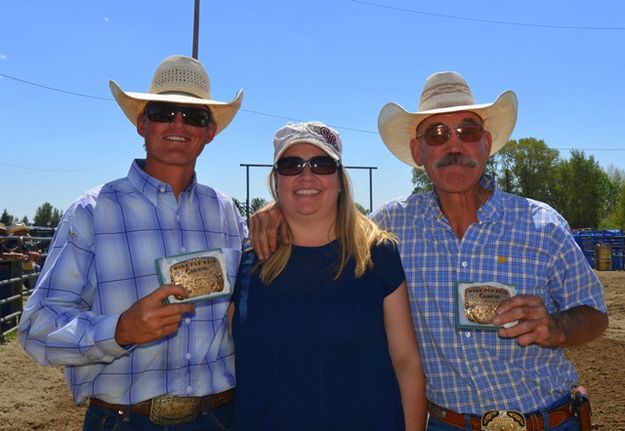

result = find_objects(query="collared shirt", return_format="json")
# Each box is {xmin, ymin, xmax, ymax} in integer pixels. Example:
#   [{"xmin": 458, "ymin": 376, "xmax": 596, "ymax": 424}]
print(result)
[
  {"xmin": 19, "ymin": 159, "xmax": 247, "ymax": 405},
  {"xmin": 371, "ymin": 175, "xmax": 606, "ymax": 415}
]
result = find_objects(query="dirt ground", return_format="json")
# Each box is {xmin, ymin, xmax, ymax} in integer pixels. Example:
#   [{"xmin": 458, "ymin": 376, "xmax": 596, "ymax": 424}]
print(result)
[{"xmin": 1, "ymin": 271, "xmax": 624, "ymax": 431}]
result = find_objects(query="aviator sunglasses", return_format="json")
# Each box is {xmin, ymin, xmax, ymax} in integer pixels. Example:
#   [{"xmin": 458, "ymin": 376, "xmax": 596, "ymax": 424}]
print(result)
[
  {"xmin": 418, "ymin": 122, "xmax": 485, "ymax": 146},
  {"xmin": 274, "ymin": 156, "xmax": 339, "ymax": 176},
  {"xmin": 145, "ymin": 103, "xmax": 212, "ymax": 127}
]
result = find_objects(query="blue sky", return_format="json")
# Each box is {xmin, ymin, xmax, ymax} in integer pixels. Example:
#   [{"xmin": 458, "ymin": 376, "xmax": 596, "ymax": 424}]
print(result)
[{"xmin": 2, "ymin": 1, "xmax": 624, "ymax": 221}]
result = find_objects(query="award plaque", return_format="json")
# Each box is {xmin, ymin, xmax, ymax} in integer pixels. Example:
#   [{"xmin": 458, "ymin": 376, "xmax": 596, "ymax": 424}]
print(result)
[
  {"xmin": 455, "ymin": 282, "xmax": 517, "ymax": 330},
  {"xmin": 155, "ymin": 249, "xmax": 232, "ymax": 303}
]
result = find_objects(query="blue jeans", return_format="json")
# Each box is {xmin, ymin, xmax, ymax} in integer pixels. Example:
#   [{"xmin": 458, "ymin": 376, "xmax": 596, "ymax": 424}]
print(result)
[
  {"xmin": 83, "ymin": 401, "xmax": 233, "ymax": 431},
  {"xmin": 427, "ymin": 416, "xmax": 580, "ymax": 431}
]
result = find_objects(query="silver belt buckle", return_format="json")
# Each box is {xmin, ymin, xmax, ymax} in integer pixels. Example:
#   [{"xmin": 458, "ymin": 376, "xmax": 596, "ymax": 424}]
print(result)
[
  {"xmin": 481, "ymin": 410, "xmax": 527, "ymax": 431},
  {"xmin": 149, "ymin": 395, "xmax": 200, "ymax": 425}
]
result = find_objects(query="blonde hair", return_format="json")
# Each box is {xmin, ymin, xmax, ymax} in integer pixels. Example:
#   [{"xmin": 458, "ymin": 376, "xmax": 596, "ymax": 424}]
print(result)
[{"xmin": 258, "ymin": 167, "xmax": 396, "ymax": 284}]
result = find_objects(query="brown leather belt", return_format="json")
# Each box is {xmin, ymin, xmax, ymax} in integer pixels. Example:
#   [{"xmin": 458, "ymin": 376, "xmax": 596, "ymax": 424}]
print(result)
[
  {"xmin": 89, "ymin": 388, "xmax": 234, "ymax": 417},
  {"xmin": 428, "ymin": 400, "xmax": 574, "ymax": 431}
]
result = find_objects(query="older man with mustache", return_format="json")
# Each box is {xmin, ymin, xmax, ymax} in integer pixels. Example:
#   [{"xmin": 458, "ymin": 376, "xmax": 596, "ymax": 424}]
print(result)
[{"xmin": 372, "ymin": 71, "xmax": 607, "ymax": 431}]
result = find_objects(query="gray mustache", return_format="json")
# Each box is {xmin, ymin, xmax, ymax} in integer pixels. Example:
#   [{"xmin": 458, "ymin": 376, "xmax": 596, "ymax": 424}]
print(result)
[{"xmin": 434, "ymin": 154, "xmax": 479, "ymax": 169}]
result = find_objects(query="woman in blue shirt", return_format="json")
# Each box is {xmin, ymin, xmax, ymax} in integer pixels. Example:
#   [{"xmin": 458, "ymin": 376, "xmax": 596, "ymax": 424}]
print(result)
[{"xmin": 233, "ymin": 121, "xmax": 426, "ymax": 430}]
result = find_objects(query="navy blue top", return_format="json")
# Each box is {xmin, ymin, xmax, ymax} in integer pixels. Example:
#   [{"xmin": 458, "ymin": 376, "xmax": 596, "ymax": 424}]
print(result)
[{"xmin": 233, "ymin": 240, "xmax": 406, "ymax": 430}]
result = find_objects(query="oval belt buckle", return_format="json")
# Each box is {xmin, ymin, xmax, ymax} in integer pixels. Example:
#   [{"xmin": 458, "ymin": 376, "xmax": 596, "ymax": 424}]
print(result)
[{"xmin": 481, "ymin": 410, "xmax": 527, "ymax": 431}]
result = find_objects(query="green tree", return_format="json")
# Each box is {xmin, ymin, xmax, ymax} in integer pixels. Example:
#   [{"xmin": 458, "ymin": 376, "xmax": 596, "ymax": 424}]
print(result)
[
  {"xmin": 493, "ymin": 138, "xmax": 560, "ymax": 205},
  {"xmin": 615, "ymin": 187, "xmax": 625, "ymax": 230},
  {"xmin": 1, "ymin": 209, "xmax": 15, "ymax": 226},
  {"xmin": 411, "ymin": 168, "xmax": 432, "ymax": 195},
  {"xmin": 232, "ymin": 197, "xmax": 268, "ymax": 220},
  {"xmin": 484, "ymin": 157, "xmax": 499, "ymax": 181},
  {"xmin": 33, "ymin": 202, "xmax": 63, "ymax": 228},
  {"xmin": 600, "ymin": 167, "xmax": 625, "ymax": 229},
  {"xmin": 355, "ymin": 202, "xmax": 369, "ymax": 215},
  {"xmin": 50, "ymin": 208, "xmax": 63, "ymax": 227},
  {"xmin": 555, "ymin": 150, "xmax": 610, "ymax": 228},
  {"xmin": 491, "ymin": 143, "xmax": 516, "ymax": 193},
  {"xmin": 232, "ymin": 198, "xmax": 246, "ymax": 218},
  {"xmin": 604, "ymin": 167, "xmax": 625, "ymax": 217},
  {"xmin": 250, "ymin": 197, "xmax": 267, "ymax": 214}
]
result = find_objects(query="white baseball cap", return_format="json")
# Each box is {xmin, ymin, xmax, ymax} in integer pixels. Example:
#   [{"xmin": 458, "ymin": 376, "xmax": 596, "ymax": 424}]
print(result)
[{"xmin": 273, "ymin": 121, "xmax": 342, "ymax": 163}]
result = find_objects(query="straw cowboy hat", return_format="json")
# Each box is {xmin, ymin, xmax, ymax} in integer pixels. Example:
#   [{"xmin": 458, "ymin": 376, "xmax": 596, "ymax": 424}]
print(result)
[
  {"xmin": 7, "ymin": 222, "xmax": 31, "ymax": 235},
  {"xmin": 109, "ymin": 55, "xmax": 244, "ymax": 136},
  {"xmin": 378, "ymin": 71, "xmax": 518, "ymax": 168}
]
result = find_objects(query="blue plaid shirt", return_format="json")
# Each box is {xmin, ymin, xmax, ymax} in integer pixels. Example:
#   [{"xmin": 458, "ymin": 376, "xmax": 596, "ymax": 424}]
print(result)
[
  {"xmin": 371, "ymin": 175, "xmax": 606, "ymax": 415},
  {"xmin": 19, "ymin": 159, "xmax": 247, "ymax": 405}
]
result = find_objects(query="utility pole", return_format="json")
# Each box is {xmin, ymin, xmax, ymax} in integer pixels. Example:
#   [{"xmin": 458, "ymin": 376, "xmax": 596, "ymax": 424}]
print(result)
[{"xmin": 192, "ymin": 0, "xmax": 200, "ymax": 59}]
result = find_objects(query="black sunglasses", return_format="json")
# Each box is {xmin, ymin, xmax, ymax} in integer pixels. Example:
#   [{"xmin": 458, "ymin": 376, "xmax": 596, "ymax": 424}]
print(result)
[
  {"xmin": 274, "ymin": 156, "xmax": 339, "ymax": 176},
  {"xmin": 417, "ymin": 122, "xmax": 485, "ymax": 146},
  {"xmin": 145, "ymin": 103, "xmax": 212, "ymax": 127}
]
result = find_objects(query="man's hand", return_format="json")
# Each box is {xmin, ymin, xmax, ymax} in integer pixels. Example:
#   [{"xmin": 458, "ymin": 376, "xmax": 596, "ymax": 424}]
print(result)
[
  {"xmin": 27, "ymin": 251, "xmax": 41, "ymax": 262},
  {"xmin": 115, "ymin": 284, "xmax": 195, "ymax": 346},
  {"xmin": 492, "ymin": 294, "xmax": 564, "ymax": 347},
  {"xmin": 493, "ymin": 295, "xmax": 608, "ymax": 348},
  {"xmin": 249, "ymin": 202, "xmax": 288, "ymax": 260}
]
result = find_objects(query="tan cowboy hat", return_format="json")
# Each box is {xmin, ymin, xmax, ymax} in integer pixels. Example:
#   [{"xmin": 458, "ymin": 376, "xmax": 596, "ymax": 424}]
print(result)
[
  {"xmin": 7, "ymin": 222, "xmax": 31, "ymax": 235},
  {"xmin": 378, "ymin": 71, "xmax": 518, "ymax": 168},
  {"xmin": 109, "ymin": 55, "xmax": 244, "ymax": 136}
]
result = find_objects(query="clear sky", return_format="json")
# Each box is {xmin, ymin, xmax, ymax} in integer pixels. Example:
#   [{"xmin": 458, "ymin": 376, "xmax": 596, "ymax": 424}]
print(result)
[{"xmin": 2, "ymin": 1, "xmax": 624, "ymax": 221}]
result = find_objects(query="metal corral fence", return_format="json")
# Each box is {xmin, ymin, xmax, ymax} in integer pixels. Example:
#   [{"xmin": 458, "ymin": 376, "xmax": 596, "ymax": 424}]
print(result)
[
  {"xmin": 0, "ymin": 266, "xmax": 40, "ymax": 341},
  {"xmin": 573, "ymin": 229, "xmax": 625, "ymax": 271},
  {"xmin": 0, "ymin": 230, "xmax": 54, "ymax": 342}
]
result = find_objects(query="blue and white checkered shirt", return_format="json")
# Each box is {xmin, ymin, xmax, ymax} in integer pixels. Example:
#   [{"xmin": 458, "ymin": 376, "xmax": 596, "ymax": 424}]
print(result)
[
  {"xmin": 371, "ymin": 175, "xmax": 606, "ymax": 415},
  {"xmin": 19, "ymin": 159, "xmax": 247, "ymax": 405}
]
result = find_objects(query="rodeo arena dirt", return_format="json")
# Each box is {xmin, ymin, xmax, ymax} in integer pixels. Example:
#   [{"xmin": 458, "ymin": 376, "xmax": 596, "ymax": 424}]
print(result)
[{"xmin": 1, "ymin": 268, "xmax": 624, "ymax": 429}]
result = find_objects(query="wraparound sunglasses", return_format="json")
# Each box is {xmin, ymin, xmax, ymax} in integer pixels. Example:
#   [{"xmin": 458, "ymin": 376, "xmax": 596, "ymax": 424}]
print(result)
[
  {"xmin": 274, "ymin": 156, "xmax": 339, "ymax": 176},
  {"xmin": 145, "ymin": 103, "xmax": 212, "ymax": 127}
]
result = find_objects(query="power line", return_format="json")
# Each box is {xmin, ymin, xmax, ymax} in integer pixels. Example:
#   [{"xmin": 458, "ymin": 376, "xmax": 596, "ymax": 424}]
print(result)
[
  {"xmin": 351, "ymin": 0, "xmax": 625, "ymax": 31},
  {"xmin": 0, "ymin": 72, "xmax": 377, "ymax": 134},
  {"xmin": 1, "ymin": 72, "xmax": 624, "ymax": 152},
  {"xmin": 239, "ymin": 108, "xmax": 377, "ymax": 134},
  {"xmin": 0, "ymin": 159, "xmax": 127, "ymax": 173},
  {"xmin": 0, "ymin": 73, "xmax": 113, "ymax": 100},
  {"xmin": 554, "ymin": 148, "xmax": 624, "ymax": 151}
]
